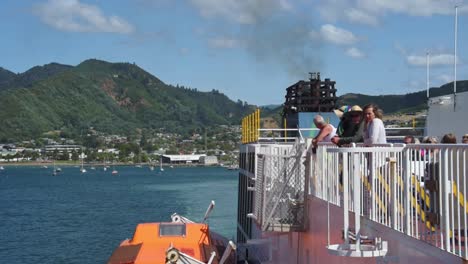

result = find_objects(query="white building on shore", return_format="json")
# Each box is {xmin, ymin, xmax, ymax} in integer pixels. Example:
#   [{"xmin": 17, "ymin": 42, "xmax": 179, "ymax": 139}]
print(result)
[
  {"xmin": 161, "ymin": 154, "xmax": 206, "ymax": 164},
  {"xmin": 199, "ymin": 156, "xmax": 218, "ymax": 165}
]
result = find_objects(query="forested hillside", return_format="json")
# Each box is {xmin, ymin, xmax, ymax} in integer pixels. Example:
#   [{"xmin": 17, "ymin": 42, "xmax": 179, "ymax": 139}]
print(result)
[{"xmin": 0, "ymin": 59, "xmax": 254, "ymax": 141}]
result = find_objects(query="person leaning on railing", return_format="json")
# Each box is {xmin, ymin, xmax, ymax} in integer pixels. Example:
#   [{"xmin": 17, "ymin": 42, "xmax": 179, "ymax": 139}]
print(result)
[
  {"xmin": 312, "ymin": 115, "xmax": 336, "ymax": 147},
  {"xmin": 363, "ymin": 103, "xmax": 387, "ymax": 145},
  {"xmin": 331, "ymin": 105, "xmax": 365, "ymax": 146}
]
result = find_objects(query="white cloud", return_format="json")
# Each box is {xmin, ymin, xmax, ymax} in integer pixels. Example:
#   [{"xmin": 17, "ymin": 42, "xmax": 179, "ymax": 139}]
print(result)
[
  {"xmin": 345, "ymin": 8, "xmax": 378, "ymax": 26},
  {"xmin": 437, "ymin": 74, "xmax": 453, "ymax": 83},
  {"xmin": 407, "ymin": 54, "xmax": 458, "ymax": 66},
  {"xmin": 318, "ymin": 0, "xmax": 467, "ymax": 26},
  {"xmin": 34, "ymin": 0, "xmax": 134, "ymax": 33},
  {"xmin": 208, "ymin": 37, "xmax": 242, "ymax": 49},
  {"xmin": 189, "ymin": 0, "xmax": 292, "ymax": 24},
  {"xmin": 317, "ymin": 0, "xmax": 349, "ymax": 23},
  {"xmin": 357, "ymin": 0, "xmax": 467, "ymax": 17},
  {"xmin": 320, "ymin": 24, "xmax": 358, "ymax": 45},
  {"xmin": 346, "ymin": 47, "xmax": 365, "ymax": 58},
  {"xmin": 409, "ymin": 79, "xmax": 424, "ymax": 90}
]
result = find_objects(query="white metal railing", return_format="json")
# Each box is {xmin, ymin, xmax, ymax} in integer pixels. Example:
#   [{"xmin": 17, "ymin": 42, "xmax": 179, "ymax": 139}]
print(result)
[
  {"xmin": 258, "ymin": 128, "xmax": 319, "ymax": 143},
  {"xmin": 254, "ymin": 127, "xmax": 424, "ymax": 143},
  {"xmin": 252, "ymin": 139, "xmax": 308, "ymax": 232},
  {"xmin": 309, "ymin": 143, "xmax": 468, "ymax": 259}
]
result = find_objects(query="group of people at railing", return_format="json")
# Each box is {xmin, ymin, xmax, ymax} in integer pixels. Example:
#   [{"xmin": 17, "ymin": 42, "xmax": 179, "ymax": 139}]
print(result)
[
  {"xmin": 312, "ymin": 103, "xmax": 387, "ymax": 150},
  {"xmin": 404, "ymin": 133, "xmax": 468, "ymax": 145},
  {"xmin": 307, "ymin": 104, "xmax": 468, "ymax": 257},
  {"xmin": 312, "ymin": 103, "xmax": 468, "ymax": 151}
]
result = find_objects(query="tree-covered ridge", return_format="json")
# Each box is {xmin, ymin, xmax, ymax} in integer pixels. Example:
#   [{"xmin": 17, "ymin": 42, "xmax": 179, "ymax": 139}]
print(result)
[
  {"xmin": 0, "ymin": 59, "xmax": 254, "ymax": 142},
  {"xmin": 0, "ymin": 67, "xmax": 16, "ymax": 89},
  {"xmin": 0, "ymin": 63, "xmax": 73, "ymax": 91},
  {"xmin": 338, "ymin": 81, "xmax": 468, "ymax": 114}
]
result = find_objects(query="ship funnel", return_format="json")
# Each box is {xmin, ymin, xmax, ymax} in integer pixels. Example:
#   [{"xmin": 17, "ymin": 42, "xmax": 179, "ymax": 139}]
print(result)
[{"xmin": 203, "ymin": 200, "xmax": 215, "ymax": 223}]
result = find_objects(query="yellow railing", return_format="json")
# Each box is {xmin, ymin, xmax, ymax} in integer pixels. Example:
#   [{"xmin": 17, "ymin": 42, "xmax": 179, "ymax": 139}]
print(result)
[{"xmin": 242, "ymin": 109, "xmax": 260, "ymax": 144}]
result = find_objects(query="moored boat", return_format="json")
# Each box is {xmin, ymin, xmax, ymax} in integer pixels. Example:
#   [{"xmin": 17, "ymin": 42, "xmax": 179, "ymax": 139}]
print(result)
[{"xmin": 107, "ymin": 201, "xmax": 236, "ymax": 264}]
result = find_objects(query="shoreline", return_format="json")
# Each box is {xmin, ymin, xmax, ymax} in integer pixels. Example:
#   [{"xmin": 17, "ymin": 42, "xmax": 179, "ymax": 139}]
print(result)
[{"xmin": 0, "ymin": 162, "xmax": 228, "ymax": 168}]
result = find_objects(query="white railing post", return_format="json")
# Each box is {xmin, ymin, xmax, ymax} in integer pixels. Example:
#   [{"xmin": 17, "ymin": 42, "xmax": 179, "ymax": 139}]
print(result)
[
  {"xmin": 403, "ymin": 147, "xmax": 411, "ymax": 236},
  {"xmin": 442, "ymin": 148, "xmax": 451, "ymax": 253},
  {"xmin": 353, "ymin": 151, "xmax": 361, "ymax": 252},
  {"xmin": 343, "ymin": 152, "xmax": 349, "ymax": 246},
  {"xmin": 390, "ymin": 151, "xmax": 398, "ymax": 230}
]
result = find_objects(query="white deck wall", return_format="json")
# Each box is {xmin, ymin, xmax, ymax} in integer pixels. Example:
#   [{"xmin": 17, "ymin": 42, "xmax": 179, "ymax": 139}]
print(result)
[{"xmin": 426, "ymin": 91, "xmax": 468, "ymax": 140}]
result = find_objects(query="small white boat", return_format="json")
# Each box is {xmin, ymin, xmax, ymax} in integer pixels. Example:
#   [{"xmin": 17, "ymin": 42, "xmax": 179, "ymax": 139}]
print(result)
[
  {"xmin": 112, "ymin": 170, "xmax": 118, "ymax": 175},
  {"xmin": 80, "ymin": 151, "xmax": 86, "ymax": 173},
  {"xmin": 53, "ymin": 160, "xmax": 59, "ymax": 175},
  {"xmin": 103, "ymin": 167, "xmax": 107, "ymax": 171},
  {"xmin": 160, "ymin": 156, "xmax": 164, "ymax": 172},
  {"xmin": 0, "ymin": 166, "xmax": 4, "ymax": 170}
]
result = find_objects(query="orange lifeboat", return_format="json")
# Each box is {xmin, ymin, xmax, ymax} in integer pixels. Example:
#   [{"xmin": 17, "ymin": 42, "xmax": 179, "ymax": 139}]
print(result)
[{"xmin": 107, "ymin": 201, "xmax": 236, "ymax": 264}]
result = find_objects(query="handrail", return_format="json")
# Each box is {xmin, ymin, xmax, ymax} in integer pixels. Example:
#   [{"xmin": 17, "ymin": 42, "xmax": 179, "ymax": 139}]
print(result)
[
  {"xmin": 308, "ymin": 143, "xmax": 468, "ymax": 259},
  {"xmin": 247, "ymin": 127, "xmax": 425, "ymax": 144}
]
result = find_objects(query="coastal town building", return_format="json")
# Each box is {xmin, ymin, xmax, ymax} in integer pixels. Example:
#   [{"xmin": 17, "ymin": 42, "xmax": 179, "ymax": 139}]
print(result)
[
  {"xmin": 199, "ymin": 155, "xmax": 218, "ymax": 165},
  {"xmin": 161, "ymin": 154, "xmax": 206, "ymax": 164}
]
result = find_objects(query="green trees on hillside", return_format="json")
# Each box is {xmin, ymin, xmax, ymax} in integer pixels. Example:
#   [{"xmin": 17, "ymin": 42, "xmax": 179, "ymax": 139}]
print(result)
[{"xmin": 0, "ymin": 59, "xmax": 255, "ymax": 141}]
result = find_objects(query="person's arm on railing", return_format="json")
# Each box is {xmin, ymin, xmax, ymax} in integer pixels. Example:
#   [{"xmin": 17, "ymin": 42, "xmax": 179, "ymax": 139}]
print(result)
[{"xmin": 335, "ymin": 122, "xmax": 365, "ymax": 146}]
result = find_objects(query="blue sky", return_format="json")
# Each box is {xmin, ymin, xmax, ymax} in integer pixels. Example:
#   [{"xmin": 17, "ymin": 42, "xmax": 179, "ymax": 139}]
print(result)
[{"xmin": 1, "ymin": 0, "xmax": 467, "ymax": 105}]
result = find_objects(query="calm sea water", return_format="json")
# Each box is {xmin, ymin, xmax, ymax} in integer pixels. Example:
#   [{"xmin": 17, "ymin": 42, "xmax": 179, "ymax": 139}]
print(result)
[{"xmin": 0, "ymin": 166, "xmax": 238, "ymax": 263}]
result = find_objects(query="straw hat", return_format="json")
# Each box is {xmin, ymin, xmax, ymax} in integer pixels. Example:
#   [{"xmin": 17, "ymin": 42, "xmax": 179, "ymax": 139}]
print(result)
[
  {"xmin": 333, "ymin": 105, "xmax": 351, "ymax": 118},
  {"xmin": 350, "ymin": 105, "xmax": 363, "ymax": 112}
]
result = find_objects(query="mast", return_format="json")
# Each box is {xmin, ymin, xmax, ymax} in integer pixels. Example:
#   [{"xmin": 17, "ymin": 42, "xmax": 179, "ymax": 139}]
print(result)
[
  {"xmin": 426, "ymin": 51, "xmax": 430, "ymax": 98},
  {"xmin": 453, "ymin": 5, "xmax": 458, "ymax": 110}
]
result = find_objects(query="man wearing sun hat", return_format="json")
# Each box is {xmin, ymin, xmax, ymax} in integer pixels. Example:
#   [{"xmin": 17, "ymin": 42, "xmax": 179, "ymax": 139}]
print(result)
[
  {"xmin": 332, "ymin": 105, "xmax": 364, "ymax": 146},
  {"xmin": 334, "ymin": 105, "xmax": 351, "ymax": 137}
]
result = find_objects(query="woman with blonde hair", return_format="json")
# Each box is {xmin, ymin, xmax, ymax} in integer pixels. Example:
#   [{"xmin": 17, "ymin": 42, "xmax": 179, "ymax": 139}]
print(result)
[{"xmin": 363, "ymin": 103, "xmax": 387, "ymax": 145}]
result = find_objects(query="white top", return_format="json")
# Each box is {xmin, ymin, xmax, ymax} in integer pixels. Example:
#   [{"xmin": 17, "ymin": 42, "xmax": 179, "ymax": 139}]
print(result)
[
  {"xmin": 364, "ymin": 118, "xmax": 387, "ymax": 144},
  {"xmin": 323, "ymin": 124, "xmax": 337, "ymax": 142}
]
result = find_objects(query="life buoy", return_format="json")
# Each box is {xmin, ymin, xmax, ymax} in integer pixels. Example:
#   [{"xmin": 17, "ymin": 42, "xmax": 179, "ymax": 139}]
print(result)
[
  {"xmin": 166, "ymin": 248, "xmax": 180, "ymax": 263},
  {"xmin": 172, "ymin": 215, "xmax": 181, "ymax": 223}
]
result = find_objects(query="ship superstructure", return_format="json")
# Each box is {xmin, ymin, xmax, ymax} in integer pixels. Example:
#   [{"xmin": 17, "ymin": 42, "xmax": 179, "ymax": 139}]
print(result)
[{"xmin": 236, "ymin": 74, "xmax": 468, "ymax": 263}]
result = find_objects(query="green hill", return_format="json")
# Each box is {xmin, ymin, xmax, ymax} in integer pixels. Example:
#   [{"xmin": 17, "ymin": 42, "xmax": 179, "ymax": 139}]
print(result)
[
  {"xmin": 0, "ymin": 67, "xmax": 16, "ymax": 89},
  {"xmin": 0, "ymin": 59, "xmax": 254, "ymax": 141},
  {"xmin": 0, "ymin": 63, "xmax": 73, "ymax": 91},
  {"xmin": 338, "ymin": 81, "xmax": 468, "ymax": 114}
]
